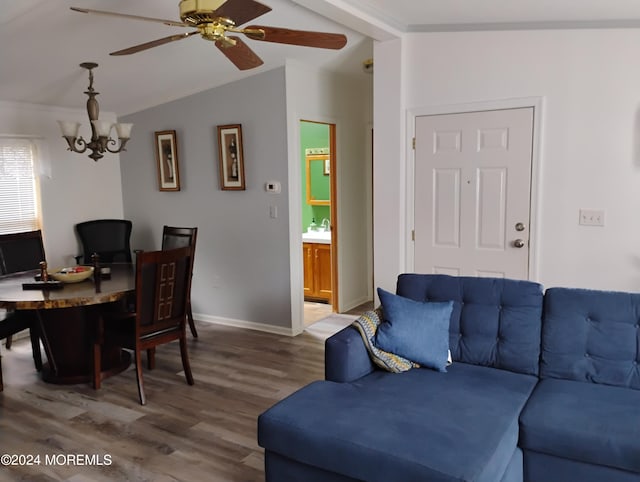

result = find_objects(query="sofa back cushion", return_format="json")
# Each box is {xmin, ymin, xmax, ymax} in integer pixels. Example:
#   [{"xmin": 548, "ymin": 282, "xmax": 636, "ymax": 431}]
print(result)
[
  {"xmin": 541, "ymin": 287, "xmax": 640, "ymax": 390},
  {"xmin": 396, "ymin": 274, "xmax": 543, "ymax": 376}
]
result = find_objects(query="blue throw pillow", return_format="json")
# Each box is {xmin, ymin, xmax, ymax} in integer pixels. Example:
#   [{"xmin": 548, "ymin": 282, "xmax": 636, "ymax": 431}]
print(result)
[{"xmin": 374, "ymin": 288, "xmax": 453, "ymax": 372}]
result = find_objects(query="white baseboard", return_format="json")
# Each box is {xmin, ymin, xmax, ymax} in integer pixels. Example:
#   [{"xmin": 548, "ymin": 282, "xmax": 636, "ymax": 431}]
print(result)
[
  {"xmin": 193, "ymin": 313, "xmax": 296, "ymax": 337},
  {"xmin": 340, "ymin": 295, "xmax": 372, "ymax": 313}
]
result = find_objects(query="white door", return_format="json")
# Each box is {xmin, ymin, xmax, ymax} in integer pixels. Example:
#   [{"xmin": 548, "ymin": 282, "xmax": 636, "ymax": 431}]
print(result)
[{"xmin": 414, "ymin": 108, "xmax": 534, "ymax": 279}]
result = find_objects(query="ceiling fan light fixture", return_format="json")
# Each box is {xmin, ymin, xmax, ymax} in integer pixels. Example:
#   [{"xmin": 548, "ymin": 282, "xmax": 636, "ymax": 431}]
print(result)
[
  {"xmin": 198, "ymin": 20, "xmax": 235, "ymax": 42},
  {"xmin": 179, "ymin": 0, "xmax": 228, "ymax": 24}
]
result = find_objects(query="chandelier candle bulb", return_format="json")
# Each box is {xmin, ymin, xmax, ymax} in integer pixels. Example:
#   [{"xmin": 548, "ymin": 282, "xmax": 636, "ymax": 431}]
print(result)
[
  {"xmin": 92, "ymin": 120, "xmax": 114, "ymax": 138},
  {"xmin": 115, "ymin": 123, "xmax": 133, "ymax": 139},
  {"xmin": 58, "ymin": 121, "xmax": 81, "ymax": 138}
]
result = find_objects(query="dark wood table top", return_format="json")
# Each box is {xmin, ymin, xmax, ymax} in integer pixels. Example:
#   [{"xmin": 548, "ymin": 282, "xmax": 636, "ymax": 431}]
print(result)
[{"xmin": 0, "ymin": 264, "xmax": 135, "ymax": 310}]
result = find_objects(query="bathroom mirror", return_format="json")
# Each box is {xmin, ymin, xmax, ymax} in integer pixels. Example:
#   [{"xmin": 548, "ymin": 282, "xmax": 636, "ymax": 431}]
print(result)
[{"xmin": 306, "ymin": 154, "xmax": 330, "ymax": 206}]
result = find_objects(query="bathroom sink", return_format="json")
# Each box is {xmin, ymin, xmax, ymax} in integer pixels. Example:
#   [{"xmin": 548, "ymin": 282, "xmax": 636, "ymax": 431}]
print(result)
[{"xmin": 302, "ymin": 231, "xmax": 331, "ymax": 244}]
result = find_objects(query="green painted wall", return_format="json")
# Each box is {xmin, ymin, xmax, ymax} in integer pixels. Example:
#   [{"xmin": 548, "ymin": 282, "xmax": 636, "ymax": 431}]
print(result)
[{"xmin": 300, "ymin": 121, "xmax": 330, "ymax": 232}]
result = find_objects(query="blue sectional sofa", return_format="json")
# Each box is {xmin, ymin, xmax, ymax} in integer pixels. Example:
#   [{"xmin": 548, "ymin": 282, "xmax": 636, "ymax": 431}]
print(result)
[{"xmin": 258, "ymin": 274, "xmax": 640, "ymax": 482}]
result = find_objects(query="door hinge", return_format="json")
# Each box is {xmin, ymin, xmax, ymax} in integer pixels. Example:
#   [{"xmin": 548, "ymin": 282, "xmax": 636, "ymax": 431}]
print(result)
[
  {"xmin": 411, "ymin": 229, "xmax": 415, "ymax": 241},
  {"xmin": 412, "ymin": 137, "xmax": 416, "ymax": 150}
]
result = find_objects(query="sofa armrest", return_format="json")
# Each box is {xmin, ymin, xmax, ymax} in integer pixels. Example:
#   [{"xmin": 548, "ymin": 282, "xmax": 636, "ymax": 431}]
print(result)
[{"xmin": 325, "ymin": 325, "xmax": 375, "ymax": 382}]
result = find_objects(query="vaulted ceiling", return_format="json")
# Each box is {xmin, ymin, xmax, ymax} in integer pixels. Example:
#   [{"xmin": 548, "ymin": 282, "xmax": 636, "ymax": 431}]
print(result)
[{"xmin": 2, "ymin": 0, "xmax": 640, "ymax": 115}]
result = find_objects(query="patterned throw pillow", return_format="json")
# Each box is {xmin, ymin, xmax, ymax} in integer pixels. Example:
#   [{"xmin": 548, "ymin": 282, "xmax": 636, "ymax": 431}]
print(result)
[{"xmin": 351, "ymin": 308, "xmax": 419, "ymax": 373}]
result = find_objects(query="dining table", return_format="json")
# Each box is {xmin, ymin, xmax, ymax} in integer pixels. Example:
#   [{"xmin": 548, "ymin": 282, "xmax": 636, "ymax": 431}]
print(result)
[{"xmin": 0, "ymin": 264, "xmax": 135, "ymax": 384}]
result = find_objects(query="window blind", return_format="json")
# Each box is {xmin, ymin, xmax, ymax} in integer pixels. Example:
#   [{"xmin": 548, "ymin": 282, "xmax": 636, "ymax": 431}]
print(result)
[{"xmin": 0, "ymin": 139, "xmax": 40, "ymax": 234}]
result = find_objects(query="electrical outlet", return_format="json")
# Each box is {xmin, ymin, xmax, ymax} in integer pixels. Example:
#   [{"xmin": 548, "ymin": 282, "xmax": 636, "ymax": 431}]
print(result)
[{"xmin": 579, "ymin": 209, "xmax": 605, "ymax": 226}]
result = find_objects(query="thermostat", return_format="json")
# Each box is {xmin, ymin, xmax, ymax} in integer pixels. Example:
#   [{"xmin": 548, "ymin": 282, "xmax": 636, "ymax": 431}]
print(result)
[{"xmin": 265, "ymin": 181, "xmax": 281, "ymax": 193}]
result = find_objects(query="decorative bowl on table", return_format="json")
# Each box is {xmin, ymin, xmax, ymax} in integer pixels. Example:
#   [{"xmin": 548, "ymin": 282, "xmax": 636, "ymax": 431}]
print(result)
[{"xmin": 48, "ymin": 266, "xmax": 94, "ymax": 283}]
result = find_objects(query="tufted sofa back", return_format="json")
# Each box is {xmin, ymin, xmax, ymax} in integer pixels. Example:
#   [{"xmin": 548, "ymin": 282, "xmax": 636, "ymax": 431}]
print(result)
[
  {"xmin": 396, "ymin": 274, "xmax": 544, "ymax": 376},
  {"xmin": 541, "ymin": 287, "xmax": 640, "ymax": 390}
]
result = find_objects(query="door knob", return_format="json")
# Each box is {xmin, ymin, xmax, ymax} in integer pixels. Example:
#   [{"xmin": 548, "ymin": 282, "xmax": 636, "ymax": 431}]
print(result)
[
  {"xmin": 515, "ymin": 222, "xmax": 526, "ymax": 232},
  {"xmin": 513, "ymin": 239, "xmax": 526, "ymax": 248}
]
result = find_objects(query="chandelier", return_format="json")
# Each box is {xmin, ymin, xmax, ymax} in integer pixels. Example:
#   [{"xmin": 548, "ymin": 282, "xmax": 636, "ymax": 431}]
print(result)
[{"xmin": 58, "ymin": 62, "xmax": 133, "ymax": 162}]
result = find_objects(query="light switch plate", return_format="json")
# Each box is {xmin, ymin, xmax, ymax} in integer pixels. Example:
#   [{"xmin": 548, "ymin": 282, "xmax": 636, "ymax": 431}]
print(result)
[{"xmin": 579, "ymin": 209, "xmax": 605, "ymax": 226}]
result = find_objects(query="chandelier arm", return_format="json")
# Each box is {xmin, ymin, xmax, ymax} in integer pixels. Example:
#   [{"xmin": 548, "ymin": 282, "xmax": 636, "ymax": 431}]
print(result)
[
  {"xmin": 105, "ymin": 138, "xmax": 129, "ymax": 154},
  {"xmin": 69, "ymin": 137, "xmax": 89, "ymax": 154}
]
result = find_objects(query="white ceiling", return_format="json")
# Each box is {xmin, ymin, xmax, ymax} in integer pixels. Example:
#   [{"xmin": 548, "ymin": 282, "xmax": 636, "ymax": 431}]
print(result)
[
  {"xmin": 334, "ymin": 0, "xmax": 640, "ymax": 31},
  {"xmin": 2, "ymin": 0, "xmax": 640, "ymax": 115}
]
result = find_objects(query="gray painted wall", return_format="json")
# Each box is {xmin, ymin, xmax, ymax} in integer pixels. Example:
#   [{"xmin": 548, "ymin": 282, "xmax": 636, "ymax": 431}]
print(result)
[{"xmin": 120, "ymin": 68, "xmax": 292, "ymax": 328}]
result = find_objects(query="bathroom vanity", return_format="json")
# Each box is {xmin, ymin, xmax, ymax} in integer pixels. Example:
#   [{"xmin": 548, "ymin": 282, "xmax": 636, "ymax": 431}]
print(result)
[{"xmin": 302, "ymin": 232, "xmax": 332, "ymax": 303}]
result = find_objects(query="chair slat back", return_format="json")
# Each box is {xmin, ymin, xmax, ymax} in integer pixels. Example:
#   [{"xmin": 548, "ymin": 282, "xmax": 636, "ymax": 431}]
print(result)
[
  {"xmin": 162, "ymin": 226, "xmax": 198, "ymax": 251},
  {"xmin": 0, "ymin": 230, "xmax": 45, "ymax": 275},
  {"xmin": 135, "ymin": 246, "xmax": 193, "ymax": 335},
  {"xmin": 162, "ymin": 225, "xmax": 197, "ymax": 281},
  {"xmin": 76, "ymin": 219, "xmax": 132, "ymax": 264}
]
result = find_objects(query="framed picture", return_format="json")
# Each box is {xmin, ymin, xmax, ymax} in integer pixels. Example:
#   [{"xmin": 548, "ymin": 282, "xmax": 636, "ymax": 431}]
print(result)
[
  {"xmin": 154, "ymin": 130, "xmax": 180, "ymax": 191},
  {"xmin": 217, "ymin": 124, "xmax": 245, "ymax": 190}
]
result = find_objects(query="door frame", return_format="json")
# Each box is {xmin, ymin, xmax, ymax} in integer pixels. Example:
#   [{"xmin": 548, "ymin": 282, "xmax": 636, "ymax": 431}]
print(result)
[
  {"xmin": 406, "ymin": 97, "xmax": 544, "ymax": 281},
  {"xmin": 300, "ymin": 119, "xmax": 339, "ymax": 310},
  {"xmin": 289, "ymin": 116, "xmax": 340, "ymax": 335}
]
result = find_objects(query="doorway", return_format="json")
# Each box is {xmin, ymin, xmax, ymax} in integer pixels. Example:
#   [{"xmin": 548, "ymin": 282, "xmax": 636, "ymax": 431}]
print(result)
[
  {"xmin": 413, "ymin": 107, "xmax": 535, "ymax": 279},
  {"xmin": 300, "ymin": 120, "xmax": 338, "ymax": 325}
]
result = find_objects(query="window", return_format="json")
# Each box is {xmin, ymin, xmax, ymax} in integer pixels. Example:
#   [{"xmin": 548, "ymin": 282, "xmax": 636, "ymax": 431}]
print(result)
[{"xmin": 0, "ymin": 139, "xmax": 40, "ymax": 234}]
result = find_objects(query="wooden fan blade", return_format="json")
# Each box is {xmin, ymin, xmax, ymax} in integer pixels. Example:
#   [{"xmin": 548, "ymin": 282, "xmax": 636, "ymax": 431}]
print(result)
[
  {"xmin": 214, "ymin": 0, "xmax": 271, "ymax": 27},
  {"xmin": 110, "ymin": 32, "xmax": 198, "ymax": 56},
  {"xmin": 244, "ymin": 26, "xmax": 347, "ymax": 50},
  {"xmin": 215, "ymin": 36, "xmax": 264, "ymax": 70},
  {"xmin": 70, "ymin": 7, "xmax": 187, "ymax": 27}
]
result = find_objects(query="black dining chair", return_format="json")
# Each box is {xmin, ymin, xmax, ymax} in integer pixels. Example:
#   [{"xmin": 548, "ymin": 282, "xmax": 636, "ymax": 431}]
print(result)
[
  {"xmin": 75, "ymin": 219, "xmax": 133, "ymax": 264},
  {"xmin": 162, "ymin": 226, "xmax": 198, "ymax": 338},
  {"xmin": 93, "ymin": 246, "xmax": 195, "ymax": 405},
  {"xmin": 0, "ymin": 230, "xmax": 45, "ymax": 387},
  {"xmin": 0, "ymin": 313, "xmax": 42, "ymax": 392},
  {"xmin": 0, "ymin": 229, "xmax": 46, "ymax": 276}
]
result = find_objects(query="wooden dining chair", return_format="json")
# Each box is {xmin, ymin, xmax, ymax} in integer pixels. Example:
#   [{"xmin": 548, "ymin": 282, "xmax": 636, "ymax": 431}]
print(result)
[
  {"xmin": 161, "ymin": 226, "xmax": 198, "ymax": 338},
  {"xmin": 75, "ymin": 219, "xmax": 133, "ymax": 264},
  {"xmin": 0, "ymin": 230, "xmax": 45, "ymax": 369},
  {"xmin": 93, "ymin": 246, "xmax": 195, "ymax": 405}
]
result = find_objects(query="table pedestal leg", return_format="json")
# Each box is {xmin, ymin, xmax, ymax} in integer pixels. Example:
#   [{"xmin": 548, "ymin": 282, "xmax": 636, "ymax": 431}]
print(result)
[{"xmin": 37, "ymin": 304, "xmax": 131, "ymax": 385}]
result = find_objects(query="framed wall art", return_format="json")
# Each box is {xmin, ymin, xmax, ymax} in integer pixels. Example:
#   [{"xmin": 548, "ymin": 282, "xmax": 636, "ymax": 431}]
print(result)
[
  {"xmin": 217, "ymin": 124, "xmax": 245, "ymax": 190},
  {"xmin": 154, "ymin": 130, "xmax": 181, "ymax": 191}
]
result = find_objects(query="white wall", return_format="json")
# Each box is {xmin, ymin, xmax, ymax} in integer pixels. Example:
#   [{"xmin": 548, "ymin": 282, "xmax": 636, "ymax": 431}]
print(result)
[
  {"xmin": 373, "ymin": 39, "xmax": 404, "ymax": 295},
  {"xmin": 0, "ymin": 101, "xmax": 124, "ymax": 267},
  {"xmin": 374, "ymin": 29, "xmax": 640, "ymax": 292}
]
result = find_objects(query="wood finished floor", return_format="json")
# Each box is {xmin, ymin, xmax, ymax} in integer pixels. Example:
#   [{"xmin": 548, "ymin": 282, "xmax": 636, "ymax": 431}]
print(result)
[{"xmin": 0, "ymin": 316, "xmax": 355, "ymax": 481}]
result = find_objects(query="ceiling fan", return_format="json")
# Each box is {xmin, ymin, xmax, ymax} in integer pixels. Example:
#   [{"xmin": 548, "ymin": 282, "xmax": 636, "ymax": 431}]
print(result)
[{"xmin": 70, "ymin": 0, "xmax": 348, "ymax": 71}]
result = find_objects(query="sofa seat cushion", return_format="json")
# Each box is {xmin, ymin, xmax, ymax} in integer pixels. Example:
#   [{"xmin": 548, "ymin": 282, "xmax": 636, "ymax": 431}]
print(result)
[
  {"xmin": 520, "ymin": 378, "xmax": 640, "ymax": 473},
  {"xmin": 258, "ymin": 363, "xmax": 537, "ymax": 482}
]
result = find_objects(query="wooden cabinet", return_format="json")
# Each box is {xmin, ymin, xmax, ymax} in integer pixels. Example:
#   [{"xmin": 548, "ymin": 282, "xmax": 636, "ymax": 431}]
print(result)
[{"xmin": 303, "ymin": 242, "xmax": 332, "ymax": 303}]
